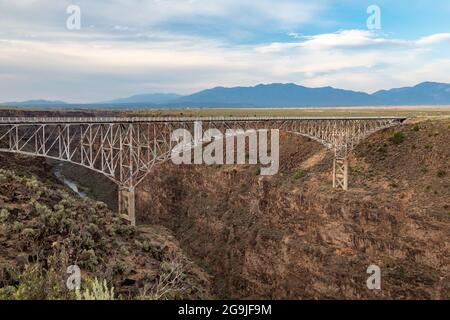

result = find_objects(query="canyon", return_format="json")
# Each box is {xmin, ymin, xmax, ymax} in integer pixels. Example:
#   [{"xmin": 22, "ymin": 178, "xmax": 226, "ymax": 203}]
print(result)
[{"xmin": 49, "ymin": 118, "xmax": 449, "ymax": 299}]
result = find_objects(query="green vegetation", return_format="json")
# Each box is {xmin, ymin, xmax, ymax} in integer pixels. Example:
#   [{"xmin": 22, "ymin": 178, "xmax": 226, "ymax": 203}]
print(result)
[
  {"xmin": 137, "ymin": 260, "xmax": 188, "ymax": 300},
  {"xmin": 437, "ymin": 170, "xmax": 446, "ymax": 178},
  {"xmin": 293, "ymin": 169, "xmax": 307, "ymax": 180},
  {"xmin": 391, "ymin": 132, "xmax": 405, "ymax": 145},
  {"xmin": 0, "ymin": 169, "xmax": 210, "ymax": 300},
  {"xmin": 0, "ymin": 208, "xmax": 9, "ymax": 222},
  {"xmin": 0, "ymin": 249, "xmax": 75, "ymax": 300},
  {"xmin": 76, "ymin": 278, "xmax": 115, "ymax": 300}
]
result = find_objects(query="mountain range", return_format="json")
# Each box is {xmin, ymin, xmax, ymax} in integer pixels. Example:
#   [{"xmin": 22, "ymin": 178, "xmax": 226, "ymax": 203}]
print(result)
[{"xmin": 2, "ymin": 82, "xmax": 450, "ymax": 108}]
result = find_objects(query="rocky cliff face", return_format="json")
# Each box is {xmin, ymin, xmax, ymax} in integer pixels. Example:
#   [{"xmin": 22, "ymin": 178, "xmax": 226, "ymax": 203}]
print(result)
[{"xmin": 136, "ymin": 120, "xmax": 449, "ymax": 299}]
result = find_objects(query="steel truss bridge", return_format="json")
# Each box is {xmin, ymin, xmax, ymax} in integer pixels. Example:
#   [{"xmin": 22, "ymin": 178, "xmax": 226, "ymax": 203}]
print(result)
[{"xmin": 0, "ymin": 116, "xmax": 406, "ymax": 225}]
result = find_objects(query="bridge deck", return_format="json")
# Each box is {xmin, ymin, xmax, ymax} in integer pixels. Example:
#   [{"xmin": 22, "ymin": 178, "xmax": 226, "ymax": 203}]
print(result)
[{"xmin": 0, "ymin": 116, "xmax": 408, "ymax": 124}]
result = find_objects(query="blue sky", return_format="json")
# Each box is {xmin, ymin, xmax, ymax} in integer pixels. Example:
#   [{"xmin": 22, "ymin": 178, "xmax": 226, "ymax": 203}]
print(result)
[{"xmin": 0, "ymin": 0, "xmax": 449, "ymax": 102}]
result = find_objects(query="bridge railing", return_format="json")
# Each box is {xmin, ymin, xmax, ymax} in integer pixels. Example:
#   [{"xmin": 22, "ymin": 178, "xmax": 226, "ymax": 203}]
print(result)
[{"xmin": 0, "ymin": 116, "xmax": 407, "ymax": 124}]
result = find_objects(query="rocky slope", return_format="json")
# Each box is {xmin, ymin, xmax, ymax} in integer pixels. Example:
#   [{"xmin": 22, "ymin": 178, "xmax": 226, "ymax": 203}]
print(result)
[{"xmin": 0, "ymin": 155, "xmax": 211, "ymax": 299}]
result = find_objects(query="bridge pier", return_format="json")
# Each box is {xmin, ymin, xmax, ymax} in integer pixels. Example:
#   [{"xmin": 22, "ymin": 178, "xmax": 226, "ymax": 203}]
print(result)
[
  {"xmin": 118, "ymin": 187, "xmax": 136, "ymax": 226},
  {"xmin": 332, "ymin": 156, "xmax": 348, "ymax": 191}
]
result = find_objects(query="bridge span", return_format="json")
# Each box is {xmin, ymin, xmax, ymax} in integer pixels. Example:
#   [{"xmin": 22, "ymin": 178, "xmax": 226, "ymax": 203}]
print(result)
[{"xmin": 0, "ymin": 116, "xmax": 407, "ymax": 225}]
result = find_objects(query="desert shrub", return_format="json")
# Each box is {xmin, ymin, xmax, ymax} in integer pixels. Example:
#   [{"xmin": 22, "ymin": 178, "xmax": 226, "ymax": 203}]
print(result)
[
  {"xmin": 0, "ymin": 256, "xmax": 71, "ymax": 300},
  {"xmin": 34, "ymin": 202, "xmax": 52, "ymax": 217},
  {"xmin": 12, "ymin": 221, "xmax": 24, "ymax": 233},
  {"xmin": 412, "ymin": 125, "xmax": 420, "ymax": 132},
  {"xmin": 437, "ymin": 170, "xmax": 446, "ymax": 178},
  {"xmin": 391, "ymin": 132, "xmax": 405, "ymax": 145},
  {"xmin": 142, "ymin": 240, "xmax": 153, "ymax": 252},
  {"xmin": 350, "ymin": 166, "xmax": 362, "ymax": 174},
  {"xmin": 20, "ymin": 228, "xmax": 36, "ymax": 243},
  {"xmin": 78, "ymin": 249, "xmax": 99, "ymax": 271},
  {"xmin": 0, "ymin": 264, "xmax": 19, "ymax": 289},
  {"xmin": 223, "ymin": 167, "xmax": 237, "ymax": 174},
  {"xmin": 377, "ymin": 146, "xmax": 387, "ymax": 155},
  {"xmin": 293, "ymin": 170, "xmax": 306, "ymax": 180},
  {"xmin": 95, "ymin": 201, "xmax": 108, "ymax": 210},
  {"xmin": 10, "ymin": 264, "xmax": 49, "ymax": 300},
  {"xmin": 0, "ymin": 208, "xmax": 10, "ymax": 223},
  {"xmin": 75, "ymin": 278, "xmax": 114, "ymax": 300},
  {"xmin": 142, "ymin": 240, "xmax": 164, "ymax": 260},
  {"xmin": 58, "ymin": 199, "xmax": 71, "ymax": 208},
  {"xmin": 25, "ymin": 176, "xmax": 39, "ymax": 190},
  {"xmin": 112, "ymin": 261, "xmax": 129, "ymax": 276},
  {"xmin": 53, "ymin": 203, "xmax": 65, "ymax": 211},
  {"xmin": 86, "ymin": 223, "xmax": 102, "ymax": 238},
  {"xmin": 0, "ymin": 286, "xmax": 17, "ymax": 299},
  {"xmin": 112, "ymin": 223, "xmax": 137, "ymax": 236},
  {"xmin": 137, "ymin": 260, "xmax": 187, "ymax": 300}
]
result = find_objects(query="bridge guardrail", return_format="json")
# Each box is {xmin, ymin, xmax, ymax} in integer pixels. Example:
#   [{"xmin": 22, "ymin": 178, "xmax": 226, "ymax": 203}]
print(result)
[{"xmin": 0, "ymin": 116, "xmax": 407, "ymax": 124}]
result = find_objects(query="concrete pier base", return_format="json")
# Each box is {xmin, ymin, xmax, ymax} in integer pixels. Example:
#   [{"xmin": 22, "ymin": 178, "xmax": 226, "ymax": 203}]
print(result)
[{"xmin": 118, "ymin": 187, "xmax": 136, "ymax": 226}]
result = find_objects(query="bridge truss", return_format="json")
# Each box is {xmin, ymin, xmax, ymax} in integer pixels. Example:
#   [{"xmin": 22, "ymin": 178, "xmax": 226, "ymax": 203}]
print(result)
[{"xmin": 0, "ymin": 116, "xmax": 406, "ymax": 225}]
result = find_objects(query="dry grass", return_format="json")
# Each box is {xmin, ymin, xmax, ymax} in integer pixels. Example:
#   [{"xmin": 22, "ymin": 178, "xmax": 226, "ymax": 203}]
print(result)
[
  {"xmin": 1, "ymin": 106, "xmax": 450, "ymax": 119},
  {"xmin": 126, "ymin": 106, "xmax": 450, "ymax": 118}
]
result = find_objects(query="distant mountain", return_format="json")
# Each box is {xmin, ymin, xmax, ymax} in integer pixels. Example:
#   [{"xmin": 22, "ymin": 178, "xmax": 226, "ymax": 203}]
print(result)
[
  {"xmin": 373, "ymin": 82, "xmax": 450, "ymax": 105},
  {"xmin": 104, "ymin": 93, "xmax": 183, "ymax": 105},
  {"xmin": 0, "ymin": 99, "xmax": 68, "ymax": 107},
  {"xmin": 175, "ymin": 83, "xmax": 378, "ymax": 107},
  {"xmin": 2, "ymin": 82, "xmax": 450, "ymax": 108},
  {"xmin": 175, "ymin": 82, "xmax": 450, "ymax": 107}
]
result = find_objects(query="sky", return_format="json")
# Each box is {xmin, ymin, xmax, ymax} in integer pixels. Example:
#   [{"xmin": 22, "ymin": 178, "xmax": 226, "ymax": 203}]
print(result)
[{"xmin": 0, "ymin": 0, "xmax": 449, "ymax": 103}]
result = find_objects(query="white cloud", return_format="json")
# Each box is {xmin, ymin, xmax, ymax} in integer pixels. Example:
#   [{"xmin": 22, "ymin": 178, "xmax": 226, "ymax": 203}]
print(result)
[
  {"xmin": 0, "ymin": 1, "xmax": 449, "ymax": 101},
  {"xmin": 416, "ymin": 33, "xmax": 450, "ymax": 45},
  {"xmin": 1, "ymin": 29, "xmax": 450, "ymax": 101},
  {"xmin": 0, "ymin": 0, "xmax": 324, "ymax": 40},
  {"xmin": 256, "ymin": 30, "xmax": 411, "ymax": 53}
]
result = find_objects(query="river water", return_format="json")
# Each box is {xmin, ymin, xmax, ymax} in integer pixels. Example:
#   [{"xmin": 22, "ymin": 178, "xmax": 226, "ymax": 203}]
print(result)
[{"xmin": 52, "ymin": 163, "xmax": 87, "ymax": 198}]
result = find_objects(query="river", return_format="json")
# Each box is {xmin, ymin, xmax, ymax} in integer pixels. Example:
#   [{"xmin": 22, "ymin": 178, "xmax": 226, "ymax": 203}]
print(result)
[{"xmin": 52, "ymin": 163, "xmax": 87, "ymax": 198}]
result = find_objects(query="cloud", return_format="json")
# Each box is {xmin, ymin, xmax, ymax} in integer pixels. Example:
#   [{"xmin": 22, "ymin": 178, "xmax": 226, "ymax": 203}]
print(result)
[
  {"xmin": 2, "ymin": 28, "xmax": 449, "ymax": 101},
  {"xmin": 416, "ymin": 33, "xmax": 450, "ymax": 45},
  {"xmin": 256, "ymin": 30, "xmax": 412, "ymax": 53},
  {"xmin": 0, "ymin": 1, "xmax": 449, "ymax": 101},
  {"xmin": 0, "ymin": 0, "xmax": 325, "ymax": 42}
]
